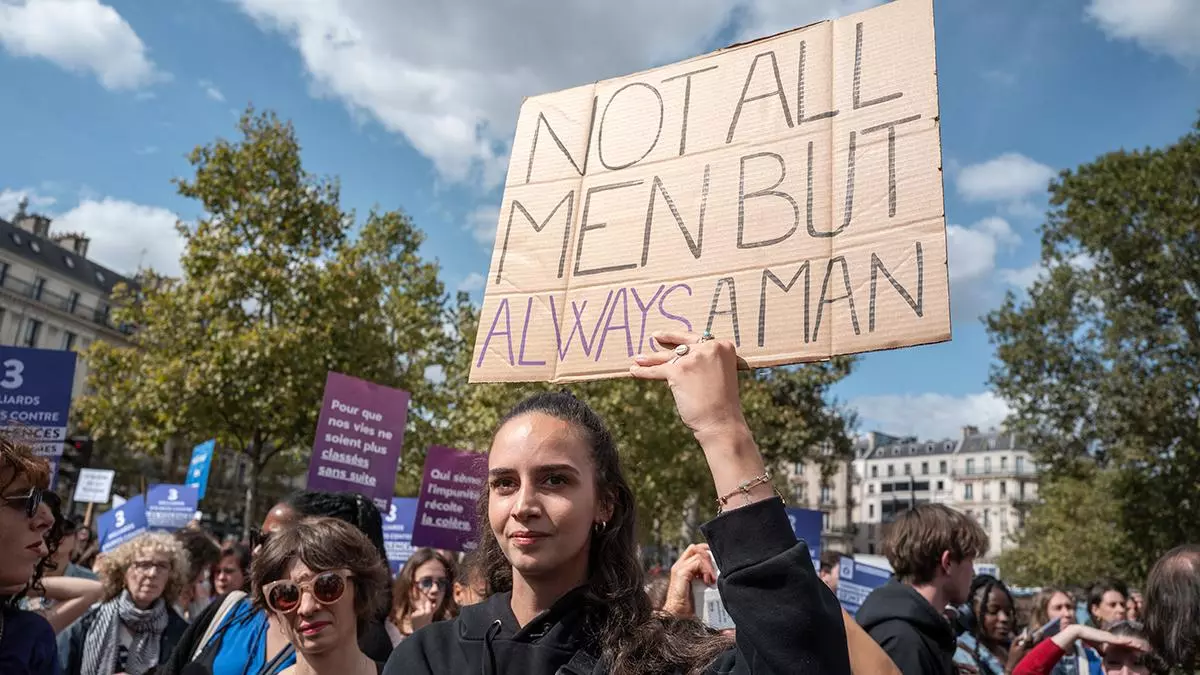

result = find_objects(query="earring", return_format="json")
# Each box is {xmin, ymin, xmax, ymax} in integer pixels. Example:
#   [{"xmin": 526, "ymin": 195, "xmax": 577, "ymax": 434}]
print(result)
[{"xmin": 593, "ymin": 521, "xmax": 608, "ymax": 534}]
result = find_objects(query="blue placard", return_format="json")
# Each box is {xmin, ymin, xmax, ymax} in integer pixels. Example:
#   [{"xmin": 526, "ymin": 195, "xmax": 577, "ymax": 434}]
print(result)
[
  {"xmin": 785, "ymin": 507, "xmax": 823, "ymax": 561},
  {"xmin": 185, "ymin": 439, "xmax": 215, "ymax": 499},
  {"xmin": 974, "ymin": 563, "xmax": 1000, "ymax": 579},
  {"xmin": 0, "ymin": 346, "xmax": 76, "ymax": 459},
  {"xmin": 382, "ymin": 497, "xmax": 419, "ymax": 575},
  {"xmin": 145, "ymin": 484, "xmax": 200, "ymax": 530},
  {"xmin": 97, "ymin": 495, "xmax": 148, "ymax": 553},
  {"xmin": 837, "ymin": 557, "xmax": 893, "ymax": 617}
]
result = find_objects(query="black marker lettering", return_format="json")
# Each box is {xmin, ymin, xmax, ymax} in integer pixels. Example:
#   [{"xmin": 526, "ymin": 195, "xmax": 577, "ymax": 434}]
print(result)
[
  {"xmin": 642, "ymin": 166, "xmax": 709, "ymax": 267},
  {"xmin": 706, "ymin": 277, "xmax": 741, "ymax": 347},
  {"xmin": 869, "ymin": 242, "xmax": 924, "ymax": 332},
  {"xmin": 495, "ymin": 192, "xmax": 575, "ymax": 284},
  {"xmin": 726, "ymin": 51, "xmax": 794, "ymax": 144},
  {"xmin": 863, "ymin": 114, "xmax": 922, "ymax": 218},
  {"xmin": 797, "ymin": 41, "xmax": 838, "ymax": 124},
  {"xmin": 574, "ymin": 180, "xmax": 645, "ymax": 277},
  {"xmin": 739, "ymin": 152, "xmax": 799, "ymax": 249},
  {"xmin": 758, "ymin": 263, "xmax": 812, "ymax": 347},
  {"xmin": 525, "ymin": 101, "xmax": 598, "ymax": 184},
  {"xmin": 806, "ymin": 131, "xmax": 856, "ymax": 238},
  {"xmin": 853, "ymin": 22, "xmax": 903, "ymax": 110},
  {"xmin": 598, "ymin": 83, "xmax": 665, "ymax": 171},
  {"xmin": 811, "ymin": 257, "xmax": 860, "ymax": 341},
  {"xmin": 662, "ymin": 65, "xmax": 719, "ymax": 156}
]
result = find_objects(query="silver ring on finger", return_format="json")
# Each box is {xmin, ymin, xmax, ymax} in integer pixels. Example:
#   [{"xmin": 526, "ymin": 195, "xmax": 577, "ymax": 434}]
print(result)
[
  {"xmin": 699, "ymin": 330, "xmax": 715, "ymax": 343},
  {"xmin": 670, "ymin": 343, "xmax": 690, "ymax": 364}
]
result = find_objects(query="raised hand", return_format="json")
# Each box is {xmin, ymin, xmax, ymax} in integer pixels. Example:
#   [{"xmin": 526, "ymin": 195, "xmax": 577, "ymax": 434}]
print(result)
[{"xmin": 661, "ymin": 543, "xmax": 719, "ymax": 618}]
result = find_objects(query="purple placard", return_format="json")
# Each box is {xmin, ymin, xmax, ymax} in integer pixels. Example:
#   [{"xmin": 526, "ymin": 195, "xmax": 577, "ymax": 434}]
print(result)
[
  {"xmin": 306, "ymin": 372, "xmax": 411, "ymax": 510},
  {"xmin": 410, "ymin": 446, "xmax": 486, "ymax": 552}
]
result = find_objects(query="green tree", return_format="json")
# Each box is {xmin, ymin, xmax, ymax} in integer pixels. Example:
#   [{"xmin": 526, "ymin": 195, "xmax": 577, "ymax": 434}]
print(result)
[
  {"xmin": 987, "ymin": 115, "xmax": 1200, "ymax": 582},
  {"xmin": 76, "ymin": 108, "xmax": 452, "ymax": 534}
]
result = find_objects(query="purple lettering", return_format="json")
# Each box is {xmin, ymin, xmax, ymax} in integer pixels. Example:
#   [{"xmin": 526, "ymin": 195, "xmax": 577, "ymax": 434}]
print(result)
[
  {"xmin": 517, "ymin": 296, "xmax": 546, "ymax": 366},
  {"xmin": 475, "ymin": 298, "xmax": 514, "ymax": 368},
  {"xmin": 549, "ymin": 292, "xmax": 614, "ymax": 360},
  {"xmin": 595, "ymin": 288, "xmax": 634, "ymax": 361},
  {"xmin": 631, "ymin": 285, "xmax": 666, "ymax": 354},
  {"xmin": 657, "ymin": 283, "xmax": 694, "ymax": 346}
]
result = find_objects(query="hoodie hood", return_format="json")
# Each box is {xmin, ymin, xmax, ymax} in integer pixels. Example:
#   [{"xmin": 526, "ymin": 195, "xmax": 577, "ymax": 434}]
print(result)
[
  {"xmin": 457, "ymin": 586, "xmax": 592, "ymax": 647},
  {"xmin": 856, "ymin": 580, "xmax": 957, "ymax": 652}
]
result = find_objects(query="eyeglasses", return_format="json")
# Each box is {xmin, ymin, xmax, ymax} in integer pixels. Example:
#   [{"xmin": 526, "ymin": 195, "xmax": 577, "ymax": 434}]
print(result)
[
  {"xmin": 416, "ymin": 576, "xmax": 449, "ymax": 591},
  {"xmin": 262, "ymin": 570, "xmax": 353, "ymax": 614},
  {"xmin": 132, "ymin": 560, "xmax": 171, "ymax": 573},
  {"xmin": 1, "ymin": 487, "xmax": 42, "ymax": 518}
]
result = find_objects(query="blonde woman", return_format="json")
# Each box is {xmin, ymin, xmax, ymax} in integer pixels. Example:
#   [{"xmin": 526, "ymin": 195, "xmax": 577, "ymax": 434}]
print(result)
[{"xmin": 61, "ymin": 532, "xmax": 191, "ymax": 675}]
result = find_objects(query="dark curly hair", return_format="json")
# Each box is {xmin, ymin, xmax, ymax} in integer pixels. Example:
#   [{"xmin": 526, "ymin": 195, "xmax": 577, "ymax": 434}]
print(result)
[{"xmin": 476, "ymin": 391, "xmax": 732, "ymax": 675}]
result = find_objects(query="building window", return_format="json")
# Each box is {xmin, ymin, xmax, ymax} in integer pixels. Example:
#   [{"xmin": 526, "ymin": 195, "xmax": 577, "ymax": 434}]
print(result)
[
  {"xmin": 868, "ymin": 543, "xmax": 876, "ymax": 554},
  {"xmin": 871, "ymin": 466, "xmax": 878, "ymax": 478},
  {"xmin": 984, "ymin": 509, "xmax": 991, "ymax": 528},
  {"xmin": 21, "ymin": 319, "xmax": 42, "ymax": 347},
  {"xmin": 0, "ymin": 261, "xmax": 8, "ymax": 284},
  {"xmin": 921, "ymin": 461, "xmax": 929, "ymax": 475},
  {"xmin": 903, "ymin": 463, "xmax": 911, "ymax": 476},
  {"xmin": 966, "ymin": 458, "xmax": 976, "ymax": 475},
  {"xmin": 964, "ymin": 484, "xmax": 974, "ymax": 500},
  {"xmin": 868, "ymin": 504, "xmax": 875, "ymax": 518},
  {"xmin": 868, "ymin": 524, "xmax": 875, "ymax": 538},
  {"xmin": 936, "ymin": 480, "xmax": 944, "ymax": 491},
  {"xmin": 822, "ymin": 512, "xmax": 831, "ymax": 531},
  {"xmin": 794, "ymin": 462, "xmax": 804, "ymax": 475},
  {"xmin": 32, "ymin": 276, "xmax": 46, "ymax": 300},
  {"xmin": 62, "ymin": 331, "xmax": 77, "ymax": 351},
  {"xmin": 1019, "ymin": 481, "xmax": 1026, "ymax": 499},
  {"xmin": 887, "ymin": 464, "xmax": 895, "ymax": 477},
  {"xmin": 820, "ymin": 486, "xmax": 833, "ymax": 503},
  {"xmin": 67, "ymin": 291, "xmax": 80, "ymax": 313},
  {"xmin": 868, "ymin": 484, "xmax": 875, "ymax": 495},
  {"xmin": 940, "ymin": 460, "xmax": 948, "ymax": 474},
  {"xmin": 985, "ymin": 457, "xmax": 992, "ymax": 473},
  {"xmin": 1016, "ymin": 457, "xmax": 1025, "ymax": 474},
  {"xmin": 1000, "ymin": 481, "xmax": 1007, "ymax": 497},
  {"xmin": 983, "ymin": 481, "xmax": 992, "ymax": 500},
  {"xmin": 1000, "ymin": 456, "xmax": 1008, "ymax": 470}
]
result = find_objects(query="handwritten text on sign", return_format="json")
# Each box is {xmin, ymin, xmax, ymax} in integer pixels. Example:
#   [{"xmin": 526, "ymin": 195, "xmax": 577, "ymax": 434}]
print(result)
[{"xmin": 471, "ymin": 0, "xmax": 949, "ymax": 383}]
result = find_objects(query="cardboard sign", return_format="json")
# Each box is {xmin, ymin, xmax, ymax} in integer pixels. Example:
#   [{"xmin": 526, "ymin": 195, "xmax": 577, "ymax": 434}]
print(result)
[
  {"xmin": 837, "ymin": 556, "xmax": 892, "ymax": 617},
  {"xmin": 410, "ymin": 446, "xmax": 486, "ymax": 552},
  {"xmin": 73, "ymin": 468, "xmax": 116, "ymax": 504},
  {"xmin": 471, "ymin": 0, "xmax": 948, "ymax": 383},
  {"xmin": 145, "ymin": 484, "xmax": 200, "ymax": 530},
  {"xmin": 185, "ymin": 440, "xmax": 215, "ymax": 500},
  {"xmin": 0, "ymin": 346, "xmax": 76, "ymax": 456},
  {"xmin": 97, "ymin": 495, "xmax": 148, "ymax": 553},
  {"xmin": 382, "ymin": 497, "xmax": 419, "ymax": 575},
  {"xmin": 306, "ymin": 372, "xmax": 411, "ymax": 511}
]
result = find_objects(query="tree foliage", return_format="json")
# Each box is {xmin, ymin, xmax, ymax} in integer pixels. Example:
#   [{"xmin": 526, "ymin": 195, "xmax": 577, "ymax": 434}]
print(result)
[
  {"xmin": 987, "ymin": 115, "xmax": 1200, "ymax": 583},
  {"xmin": 76, "ymin": 108, "xmax": 452, "ymax": 533}
]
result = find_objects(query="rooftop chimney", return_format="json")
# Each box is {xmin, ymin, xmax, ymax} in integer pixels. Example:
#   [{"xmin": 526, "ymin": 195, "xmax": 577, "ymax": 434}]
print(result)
[
  {"xmin": 961, "ymin": 425, "xmax": 979, "ymax": 441},
  {"xmin": 53, "ymin": 233, "xmax": 90, "ymax": 259},
  {"xmin": 15, "ymin": 213, "xmax": 51, "ymax": 238}
]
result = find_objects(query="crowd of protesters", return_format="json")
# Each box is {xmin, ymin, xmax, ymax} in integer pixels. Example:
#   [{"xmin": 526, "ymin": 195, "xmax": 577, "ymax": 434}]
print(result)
[{"xmin": 2, "ymin": 333, "xmax": 1199, "ymax": 674}]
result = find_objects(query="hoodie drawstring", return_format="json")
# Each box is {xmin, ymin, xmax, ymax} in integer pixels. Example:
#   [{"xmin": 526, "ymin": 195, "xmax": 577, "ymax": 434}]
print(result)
[{"xmin": 482, "ymin": 619, "xmax": 502, "ymax": 675}]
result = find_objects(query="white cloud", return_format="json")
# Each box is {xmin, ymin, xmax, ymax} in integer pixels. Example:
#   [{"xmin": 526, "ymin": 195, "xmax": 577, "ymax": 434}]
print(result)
[
  {"xmin": 850, "ymin": 391, "xmax": 1012, "ymax": 440},
  {"xmin": 232, "ymin": 0, "xmax": 875, "ymax": 188},
  {"xmin": 199, "ymin": 79, "xmax": 225, "ymax": 102},
  {"xmin": 1086, "ymin": 0, "xmax": 1200, "ymax": 66},
  {"xmin": 456, "ymin": 272, "xmax": 485, "ymax": 293},
  {"xmin": 466, "ymin": 205, "xmax": 500, "ymax": 246},
  {"xmin": 999, "ymin": 262, "xmax": 1043, "ymax": 290},
  {"xmin": 54, "ymin": 198, "xmax": 182, "ymax": 276},
  {"xmin": 0, "ymin": 188, "xmax": 56, "ymax": 219},
  {"xmin": 0, "ymin": 0, "xmax": 164, "ymax": 91},
  {"xmin": 957, "ymin": 153, "xmax": 1056, "ymax": 204},
  {"xmin": 946, "ymin": 217, "xmax": 1023, "ymax": 321}
]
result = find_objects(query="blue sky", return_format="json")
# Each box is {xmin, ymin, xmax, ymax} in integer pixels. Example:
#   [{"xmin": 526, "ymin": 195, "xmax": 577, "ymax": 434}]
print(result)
[{"xmin": 1, "ymin": 0, "xmax": 1197, "ymax": 440}]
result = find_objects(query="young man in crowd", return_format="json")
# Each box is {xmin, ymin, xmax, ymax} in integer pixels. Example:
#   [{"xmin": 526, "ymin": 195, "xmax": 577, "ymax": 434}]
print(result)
[
  {"xmin": 856, "ymin": 504, "xmax": 988, "ymax": 675},
  {"xmin": 819, "ymin": 550, "xmax": 847, "ymax": 595}
]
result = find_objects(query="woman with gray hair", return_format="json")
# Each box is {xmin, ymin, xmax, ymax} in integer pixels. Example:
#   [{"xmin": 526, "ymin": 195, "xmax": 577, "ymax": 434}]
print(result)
[{"xmin": 61, "ymin": 531, "xmax": 190, "ymax": 675}]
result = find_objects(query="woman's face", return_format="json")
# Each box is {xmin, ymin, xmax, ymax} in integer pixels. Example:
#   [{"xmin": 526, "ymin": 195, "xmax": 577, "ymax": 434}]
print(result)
[
  {"xmin": 272, "ymin": 560, "xmax": 358, "ymax": 656},
  {"xmin": 1102, "ymin": 645, "xmax": 1149, "ymax": 675},
  {"xmin": 214, "ymin": 554, "xmax": 245, "ymax": 596},
  {"xmin": 488, "ymin": 413, "xmax": 611, "ymax": 586},
  {"xmin": 1047, "ymin": 591, "xmax": 1075, "ymax": 626},
  {"xmin": 124, "ymin": 550, "xmax": 172, "ymax": 608},
  {"xmin": 48, "ymin": 530, "xmax": 76, "ymax": 576},
  {"xmin": 0, "ymin": 472, "xmax": 53, "ymax": 587},
  {"xmin": 1094, "ymin": 591, "xmax": 1128, "ymax": 627},
  {"xmin": 980, "ymin": 588, "xmax": 1013, "ymax": 643},
  {"xmin": 1127, "ymin": 591, "xmax": 1143, "ymax": 620},
  {"xmin": 409, "ymin": 559, "xmax": 448, "ymax": 608}
]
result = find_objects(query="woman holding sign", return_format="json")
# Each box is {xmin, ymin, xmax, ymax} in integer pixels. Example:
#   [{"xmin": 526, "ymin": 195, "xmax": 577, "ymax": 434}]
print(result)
[{"xmin": 383, "ymin": 331, "xmax": 851, "ymax": 675}]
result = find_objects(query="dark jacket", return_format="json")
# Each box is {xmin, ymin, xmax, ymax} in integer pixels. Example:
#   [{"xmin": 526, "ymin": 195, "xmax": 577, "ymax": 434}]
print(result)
[
  {"xmin": 60, "ymin": 603, "xmax": 189, "ymax": 675},
  {"xmin": 856, "ymin": 580, "xmax": 957, "ymax": 675},
  {"xmin": 382, "ymin": 498, "xmax": 850, "ymax": 675}
]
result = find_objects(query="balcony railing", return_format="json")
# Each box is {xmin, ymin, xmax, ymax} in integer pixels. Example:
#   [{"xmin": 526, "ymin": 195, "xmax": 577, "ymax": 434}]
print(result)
[
  {"xmin": 953, "ymin": 467, "xmax": 1038, "ymax": 479},
  {"xmin": 0, "ymin": 273, "xmax": 133, "ymax": 335}
]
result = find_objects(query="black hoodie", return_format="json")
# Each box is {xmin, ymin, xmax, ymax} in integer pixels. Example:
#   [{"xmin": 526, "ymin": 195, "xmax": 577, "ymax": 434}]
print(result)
[
  {"xmin": 382, "ymin": 498, "xmax": 850, "ymax": 675},
  {"xmin": 855, "ymin": 580, "xmax": 957, "ymax": 675}
]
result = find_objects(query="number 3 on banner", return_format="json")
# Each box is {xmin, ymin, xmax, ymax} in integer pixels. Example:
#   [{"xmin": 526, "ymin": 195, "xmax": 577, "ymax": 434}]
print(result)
[
  {"xmin": 167, "ymin": 488, "xmax": 179, "ymax": 501},
  {"xmin": 0, "ymin": 359, "xmax": 24, "ymax": 389},
  {"xmin": 115, "ymin": 510, "xmax": 126, "ymax": 528},
  {"xmin": 386, "ymin": 503, "xmax": 397, "ymax": 523}
]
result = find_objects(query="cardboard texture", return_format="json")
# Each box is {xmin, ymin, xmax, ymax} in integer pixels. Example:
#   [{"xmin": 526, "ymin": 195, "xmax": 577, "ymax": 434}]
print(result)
[{"xmin": 471, "ymin": 0, "xmax": 949, "ymax": 383}]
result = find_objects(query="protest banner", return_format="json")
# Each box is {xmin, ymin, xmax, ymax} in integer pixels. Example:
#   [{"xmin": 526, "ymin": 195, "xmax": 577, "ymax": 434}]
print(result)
[
  {"xmin": 786, "ymin": 507, "xmax": 823, "ymax": 561},
  {"xmin": 470, "ymin": 0, "xmax": 947, "ymax": 383},
  {"xmin": 97, "ymin": 495, "xmax": 148, "ymax": 553},
  {"xmin": 73, "ymin": 468, "xmax": 116, "ymax": 504},
  {"xmin": 411, "ymin": 446, "xmax": 485, "ymax": 552},
  {"xmin": 145, "ymin": 484, "xmax": 200, "ymax": 531},
  {"xmin": 0, "ymin": 346, "xmax": 76, "ymax": 458},
  {"xmin": 185, "ymin": 440, "xmax": 215, "ymax": 499},
  {"xmin": 382, "ymin": 497, "xmax": 419, "ymax": 575},
  {"xmin": 306, "ymin": 372, "xmax": 411, "ymax": 511},
  {"xmin": 975, "ymin": 562, "xmax": 1000, "ymax": 579},
  {"xmin": 836, "ymin": 556, "xmax": 893, "ymax": 616}
]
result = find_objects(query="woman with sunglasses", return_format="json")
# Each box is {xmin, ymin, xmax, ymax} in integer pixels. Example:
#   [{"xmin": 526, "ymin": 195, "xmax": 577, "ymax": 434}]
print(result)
[
  {"xmin": 388, "ymin": 548, "xmax": 457, "ymax": 645},
  {"xmin": 0, "ymin": 436, "xmax": 58, "ymax": 675},
  {"xmin": 253, "ymin": 516, "xmax": 390, "ymax": 675},
  {"xmin": 383, "ymin": 332, "xmax": 851, "ymax": 675}
]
